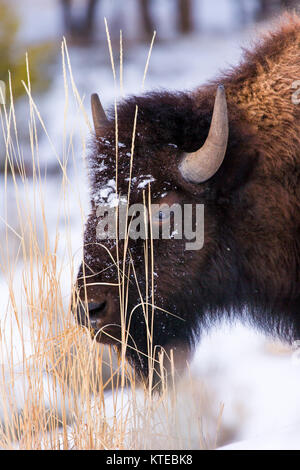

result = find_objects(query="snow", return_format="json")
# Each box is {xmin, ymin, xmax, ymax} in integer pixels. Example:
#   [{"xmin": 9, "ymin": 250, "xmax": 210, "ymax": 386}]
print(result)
[
  {"xmin": 97, "ymin": 161, "xmax": 107, "ymax": 173},
  {"xmin": 137, "ymin": 175, "xmax": 156, "ymax": 189},
  {"xmin": 220, "ymin": 424, "xmax": 300, "ymax": 450},
  {"xmin": 193, "ymin": 321, "xmax": 300, "ymax": 448},
  {"xmin": 98, "ymin": 178, "xmax": 116, "ymax": 199}
]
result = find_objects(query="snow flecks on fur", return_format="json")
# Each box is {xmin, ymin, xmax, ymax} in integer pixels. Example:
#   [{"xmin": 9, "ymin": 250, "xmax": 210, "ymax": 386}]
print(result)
[{"xmin": 137, "ymin": 175, "xmax": 156, "ymax": 189}]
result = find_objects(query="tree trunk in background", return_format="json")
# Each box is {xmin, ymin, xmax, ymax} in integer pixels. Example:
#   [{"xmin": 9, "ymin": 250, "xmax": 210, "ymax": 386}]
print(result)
[
  {"xmin": 84, "ymin": 0, "xmax": 99, "ymax": 36},
  {"xmin": 139, "ymin": 0, "xmax": 155, "ymax": 41},
  {"xmin": 178, "ymin": 0, "xmax": 193, "ymax": 34},
  {"xmin": 60, "ymin": 0, "xmax": 99, "ymax": 42},
  {"xmin": 256, "ymin": 0, "xmax": 273, "ymax": 20},
  {"xmin": 61, "ymin": 0, "xmax": 72, "ymax": 34}
]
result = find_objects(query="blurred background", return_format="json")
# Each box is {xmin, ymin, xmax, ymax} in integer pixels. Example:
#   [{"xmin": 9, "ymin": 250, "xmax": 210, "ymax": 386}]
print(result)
[
  {"xmin": 0, "ymin": 0, "xmax": 299, "ymax": 175},
  {"xmin": 0, "ymin": 0, "xmax": 299, "ymax": 170},
  {"xmin": 1, "ymin": 0, "xmax": 300, "ymax": 449}
]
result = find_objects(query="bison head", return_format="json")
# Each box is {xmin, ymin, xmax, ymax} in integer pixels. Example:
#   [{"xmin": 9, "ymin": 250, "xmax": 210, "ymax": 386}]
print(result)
[{"xmin": 75, "ymin": 80, "xmax": 300, "ymax": 379}]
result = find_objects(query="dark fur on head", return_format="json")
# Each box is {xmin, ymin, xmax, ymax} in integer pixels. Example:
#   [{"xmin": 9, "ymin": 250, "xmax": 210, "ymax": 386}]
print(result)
[{"xmin": 76, "ymin": 14, "xmax": 300, "ymax": 378}]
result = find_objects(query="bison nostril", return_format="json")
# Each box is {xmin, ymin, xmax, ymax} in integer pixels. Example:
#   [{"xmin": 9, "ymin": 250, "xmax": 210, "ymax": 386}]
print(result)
[
  {"xmin": 88, "ymin": 301, "xmax": 107, "ymax": 317},
  {"xmin": 76, "ymin": 301, "xmax": 109, "ymax": 330}
]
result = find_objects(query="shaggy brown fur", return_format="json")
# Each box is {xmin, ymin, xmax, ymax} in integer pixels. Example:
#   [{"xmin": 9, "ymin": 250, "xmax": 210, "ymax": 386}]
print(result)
[{"xmin": 76, "ymin": 14, "xmax": 300, "ymax": 378}]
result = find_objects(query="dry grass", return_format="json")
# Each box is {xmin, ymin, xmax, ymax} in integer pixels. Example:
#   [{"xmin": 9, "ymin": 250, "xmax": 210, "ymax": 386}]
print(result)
[{"xmin": 0, "ymin": 31, "xmax": 225, "ymax": 450}]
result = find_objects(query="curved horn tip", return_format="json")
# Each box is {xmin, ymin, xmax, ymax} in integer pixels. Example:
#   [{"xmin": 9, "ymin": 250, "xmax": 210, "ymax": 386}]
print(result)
[
  {"xmin": 91, "ymin": 93, "xmax": 108, "ymax": 134},
  {"xmin": 215, "ymin": 84, "xmax": 227, "ymax": 104},
  {"xmin": 91, "ymin": 93, "xmax": 101, "ymax": 109}
]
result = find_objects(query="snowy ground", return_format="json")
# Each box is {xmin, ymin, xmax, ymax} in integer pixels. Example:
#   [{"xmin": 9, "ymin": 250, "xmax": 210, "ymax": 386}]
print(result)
[{"xmin": 1, "ymin": 0, "xmax": 300, "ymax": 450}]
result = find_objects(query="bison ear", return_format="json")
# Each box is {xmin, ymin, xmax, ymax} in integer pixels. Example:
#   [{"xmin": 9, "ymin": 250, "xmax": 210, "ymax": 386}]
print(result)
[{"xmin": 91, "ymin": 93, "xmax": 109, "ymax": 136}]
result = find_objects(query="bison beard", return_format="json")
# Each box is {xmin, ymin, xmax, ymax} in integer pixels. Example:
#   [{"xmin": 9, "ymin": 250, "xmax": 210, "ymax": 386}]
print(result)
[{"xmin": 75, "ymin": 14, "xmax": 300, "ymax": 380}]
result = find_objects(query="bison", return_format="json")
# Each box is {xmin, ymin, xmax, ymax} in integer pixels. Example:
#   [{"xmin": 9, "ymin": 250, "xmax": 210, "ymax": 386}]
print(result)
[{"xmin": 75, "ymin": 15, "xmax": 300, "ymax": 382}]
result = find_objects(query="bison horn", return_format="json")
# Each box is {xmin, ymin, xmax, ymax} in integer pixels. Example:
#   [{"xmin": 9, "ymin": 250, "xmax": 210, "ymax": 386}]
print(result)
[
  {"xmin": 91, "ymin": 93, "xmax": 108, "ymax": 135},
  {"xmin": 179, "ymin": 85, "xmax": 229, "ymax": 184}
]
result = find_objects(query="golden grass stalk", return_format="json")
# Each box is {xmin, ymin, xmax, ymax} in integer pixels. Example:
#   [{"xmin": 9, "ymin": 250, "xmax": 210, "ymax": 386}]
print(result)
[{"xmin": 0, "ymin": 26, "xmax": 223, "ymax": 450}]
